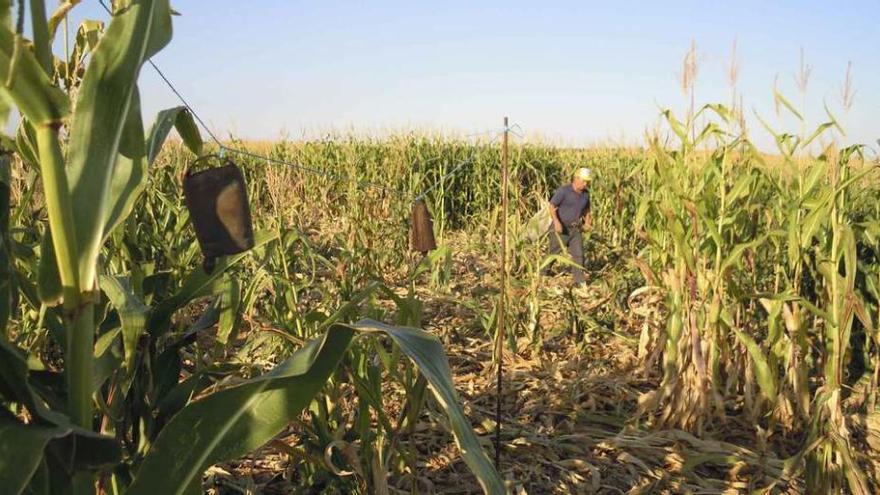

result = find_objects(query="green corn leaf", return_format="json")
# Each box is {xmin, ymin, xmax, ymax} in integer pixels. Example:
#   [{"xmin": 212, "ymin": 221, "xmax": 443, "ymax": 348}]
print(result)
[
  {"xmin": 147, "ymin": 230, "xmax": 278, "ymax": 337},
  {"xmin": 720, "ymin": 235, "xmax": 767, "ymax": 274},
  {"xmin": 127, "ymin": 323, "xmax": 356, "ymax": 495},
  {"xmin": 0, "ymin": 1, "xmax": 9, "ymax": 28},
  {"xmin": 174, "ymin": 108, "xmax": 203, "ymax": 156},
  {"xmin": 699, "ymin": 103, "xmax": 731, "ymax": 123},
  {"xmin": 694, "ymin": 122, "xmax": 724, "ymax": 147},
  {"xmin": 0, "ymin": 154, "xmax": 10, "ymax": 334},
  {"xmin": 0, "ymin": 85, "xmax": 9, "ymax": 128},
  {"xmin": 0, "ymin": 20, "xmax": 69, "ymax": 125},
  {"xmin": 801, "ymin": 160, "xmax": 826, "ymax": 198},
  {"xmin": 726, "ymin": 173, "xmax": 752, "ymax": 204},
  {"xmin": 0, "ymin": 339, "xmax": 41, "ymax": 414},
  {"xmin": 187, "ymin": 298, "xmax": 221, "ymax": 335},
  {"xmin": 146, "ymin": 106, "xmax": 203, "ymax": 165},
  {"xmin": 92, "ymin": 327, "xmax": 121, "ymax": 361},
  {"xmin": 154, "ymin": 370, "xmax": 218, "ymax": 423},
  {"xmin": 538, "ymin": 252, "xmax": 585, "ymax": 273},
  {"xmin": 785, "ymin": 208, "xmax": 800, "ymax": 273},
  {"xmin": 412, "ymin": 245, "xmax": 449, "ymax": 279},
  {"xmin": 356, "ymin": 320, "xmax": 505, "ymax": 494},
  {"xmin": 840, "ymin": 143, "xmax": 864, "ymax": 165},
  {"xmin": 802, "ymin": 122, "xmax": 835, "ymax": 149},
  {"xmin": 21, "ymin": 457, "xmax": 49, "ymax": 495},
  {"xmin": 148, "ymin": 270, "xmax": 230, "ymax": 337},
  {"xmin": 128, "ymin": 319, "xmax": 503, "ymax": 495},
  {"xmin": 779, "ymin": 133, "xmax": 798, "ymax": 156},
  {"xmin": 317, "ymin": 280, "xmax": 382, "ymax": 331},
  {"xmin": 732, "ymin": 328, "xmax": 777, "ymax": 402},
  {"xmin": 145, "ymin": 107, "xmax": 183, "ymax": 165},
  {"xmin": 0, "ymin": 414, "xmax": 122, "ymax": 494},
  {"xmin": 348, "ymin": 355, "xmax": 395, "ymax": 435},
  {"xmin": 35, "ymin": 228, "xmax": 61, "ymax": 305},
  {"xmin": 662, "ymin": 109, "xmax": 687, "ymax": 143},
  {"xmin": 0, "ymin": 417, "xmax": 62, "ymax": 495},
  {"xmin": 754, "ymin": 112, "xmax": 793, "ymax": 159},
  {"xmin": 65, "ymin": 0, "xmax": 172, "ymax": 289},
  {"xmin": 103, "ymin": 87, "xmax": 147, "ymax": 241},
  {"xmin": 858, "ymin": 220, "xmax": 880, "ymax": 245},
  {"xmin": 215, "ymin": 276, "xmax": 241, "ymax": 346},
  {"xmin": 833, "ymin": 166, "xmax": 877, "ymax": 200},
  {"xmin": 760, "ymin": 298, "xmax": 785, "ymax": 346},
  {"xmin": 240, "ymin": 266, "xmax": 269, "ymax": 316},
  {"xmin": 14, "ymin": 120, "xmax": 39, "ymax": 170},
  {"xmin": 101, "ymin": 100, "xmax": 202, "ymax": 246},
  {"xmin": 696, "ymin": 209, "xmax": 722, "ymax": 250},
  {"xmin": 773, "ymin": 86, "xmax": 803, "ymax": 122},
  {"xmin": 0, "ymin": 342, "xmax": 120, "ymax": 472},
  {"xmin": 99, "ymin": 275, "xmax": 147, "ymax": 378},
  {"xmin": 795, "ymin": 296, "xmax": 832, "ymax": 323},
  {"xmin": 91, "ymin": 338, "xmax": 122, "ymax": 394},
  {"xmin": 800, "ymin": 200, "xmax": 831, "ymax": 249},
  {"xmin": 43, "ymin": 424, "xmax": 122, "ymax": 471},
  {"xmin": 824, "ymin": 102, "xmax": 845, "ymax": 136},
  {"xmin": 862, "ymin": 268, "xmax": 880, "ymax": 305}
]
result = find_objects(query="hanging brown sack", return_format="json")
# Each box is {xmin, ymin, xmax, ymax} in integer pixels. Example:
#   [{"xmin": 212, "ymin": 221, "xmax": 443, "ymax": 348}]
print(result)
[
  {"xmin": 183, "ymin": 155, "xmax": 255, "ymax": 273},
  {"xmin": 410, "ymin": 199, "xmax": 436, "ymax": 254}
]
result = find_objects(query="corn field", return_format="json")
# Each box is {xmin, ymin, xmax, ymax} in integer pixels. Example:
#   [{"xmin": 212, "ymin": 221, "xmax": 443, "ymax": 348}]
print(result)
[{"xmin": 2, "ymin": 1, "xmax": 880, "ymax": 494}]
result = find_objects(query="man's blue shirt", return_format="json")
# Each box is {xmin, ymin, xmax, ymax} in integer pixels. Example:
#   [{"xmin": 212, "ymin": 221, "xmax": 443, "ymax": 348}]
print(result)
[{"xmin": 550, "ymin": 184, "xmax": 590, "ymax": 226}]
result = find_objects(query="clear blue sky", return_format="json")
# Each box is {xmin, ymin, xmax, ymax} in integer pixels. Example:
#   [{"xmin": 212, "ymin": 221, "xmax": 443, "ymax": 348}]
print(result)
[{"xmin": 57, "ymin": 1, "xmax": 880, "ymax": 150}]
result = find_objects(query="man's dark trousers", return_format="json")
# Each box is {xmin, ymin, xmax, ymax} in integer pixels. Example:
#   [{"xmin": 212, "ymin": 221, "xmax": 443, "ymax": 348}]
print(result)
[{"xmin": 546, "ymin": 224, "xmax": 585, "ymax": 285}]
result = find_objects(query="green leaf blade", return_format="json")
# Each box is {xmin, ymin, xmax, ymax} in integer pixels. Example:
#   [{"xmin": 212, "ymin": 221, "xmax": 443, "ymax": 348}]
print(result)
[
  {"xmin": 65, "ymin": 0, "xmax": 173, "ymax": 288},
  {"xmin": 127, "ymin": 324, "xmax": 356, "ymax": 495},
  {"xmin": 355, "ymin": 319, "xmax": 506, "ymax": 494}
]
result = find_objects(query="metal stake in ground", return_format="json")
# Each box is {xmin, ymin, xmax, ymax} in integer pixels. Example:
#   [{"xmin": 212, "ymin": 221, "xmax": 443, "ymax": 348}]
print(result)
[{"xmin": 495, "ymin": 117, "xmax": 509, "ymax": 469}]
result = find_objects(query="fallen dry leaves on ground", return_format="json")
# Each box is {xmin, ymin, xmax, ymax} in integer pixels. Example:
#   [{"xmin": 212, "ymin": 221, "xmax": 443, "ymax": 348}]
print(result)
[{"xmin": 206, "ymin": 234, "xmax": 814, "ymax": 494}]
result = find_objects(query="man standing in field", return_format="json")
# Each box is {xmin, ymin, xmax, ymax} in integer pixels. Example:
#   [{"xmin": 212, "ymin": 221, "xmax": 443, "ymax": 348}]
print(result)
[{"xmin": 544, "ymin": 167, "xmax": 592, "ymax": 287}]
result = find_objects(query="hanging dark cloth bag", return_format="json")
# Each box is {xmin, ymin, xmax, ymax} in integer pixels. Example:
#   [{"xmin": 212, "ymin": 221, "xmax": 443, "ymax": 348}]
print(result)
[{"xmin": 183, "ymin": 155, "xmax": 255, "ymax": 273}]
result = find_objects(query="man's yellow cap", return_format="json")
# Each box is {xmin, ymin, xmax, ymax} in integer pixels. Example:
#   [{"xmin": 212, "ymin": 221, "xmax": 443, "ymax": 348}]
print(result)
[{"xmin": 575, "ymin": 167, "xmax": 592, "ymax": 182}]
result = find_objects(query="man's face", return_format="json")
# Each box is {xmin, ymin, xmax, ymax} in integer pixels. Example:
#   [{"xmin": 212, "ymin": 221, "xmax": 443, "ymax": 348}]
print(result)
[{"xmin": 573, "ymin": 177, "xmax": 589, "ymax": 192}]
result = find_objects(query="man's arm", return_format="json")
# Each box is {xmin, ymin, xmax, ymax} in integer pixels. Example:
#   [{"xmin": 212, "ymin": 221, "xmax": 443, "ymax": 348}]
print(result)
[
  {"xmin": 549, "ymin": 203, "xmax": 563, "ymax": 233},
  {"xmin": 582, "ymin": 194, "xmax": 592, "ymax": 230},
  {"xmin": 548, "ymin": 187, "xmax": 565, "ymax": 233}
]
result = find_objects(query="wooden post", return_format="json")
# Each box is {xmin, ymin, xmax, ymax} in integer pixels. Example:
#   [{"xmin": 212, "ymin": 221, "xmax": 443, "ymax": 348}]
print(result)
[{"xmin": 495, "ymin": 117, "xmax": 509, "ymax": 468}]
